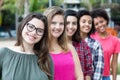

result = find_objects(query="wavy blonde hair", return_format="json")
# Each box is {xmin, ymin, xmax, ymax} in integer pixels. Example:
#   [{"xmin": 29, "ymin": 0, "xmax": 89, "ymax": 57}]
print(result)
[{"xmin": 43, "ymin": 6, "xmax": 68, "ymax": 52}]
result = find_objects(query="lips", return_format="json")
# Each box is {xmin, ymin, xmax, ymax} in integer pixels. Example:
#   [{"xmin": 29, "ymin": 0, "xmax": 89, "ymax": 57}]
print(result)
[
  {"xmin": 27, "ymin": 33, "xmax": 36, "ymax": 41},
  {"xmin": 67, "ymin": 29, "xmax": 75, "ymax": 34}
]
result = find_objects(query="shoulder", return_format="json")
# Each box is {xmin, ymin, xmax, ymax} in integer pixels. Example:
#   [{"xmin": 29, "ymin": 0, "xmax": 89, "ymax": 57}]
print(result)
[
  {"xmin": 86, "ymin": 37, "xmax": 101, "ymax": 45},
  {"xmin": 0, "ymin": 47, "xmax": 9, "ymax": 61},
  {"xmin": 67, "ymin": 43, "xmax": 76, "ymax": 51},
  {"xmin": 110, "ymin": 35, "xmax": 119, "ymax": 41},
  {"xmin": 0, "ymin": 47, "xmax": 8, "ymax": 53},
  {"xmin": 106, "ymin": 35, "xmax": 120, "ymax": 45},
  {"xmin": 87, "ymin": 37, "xmax": 102, "ymax": 50},
  {"xmin": 67, "ymin": 43, "xmax": 78, "ymax": 56}
]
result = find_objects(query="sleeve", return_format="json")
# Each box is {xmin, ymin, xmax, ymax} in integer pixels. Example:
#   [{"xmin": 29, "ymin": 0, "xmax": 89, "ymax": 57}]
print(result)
[
  {"xmin": 0, "ymin": 47, "xmax": 6, "ymax": 78},
  {"xmin": 93, "ymin": 42, "xmax": 104, "ymax": 80},
  {"xmin": 84, "ymin": 42, "xmax": 93, "ymax": 76},
  {"xmin": 0, "ymin": 47, "xmax": 6, "ymax": 67},
  {"xmin": 113, "ymin": 37, "xmax": 120, "ymax": 53}
]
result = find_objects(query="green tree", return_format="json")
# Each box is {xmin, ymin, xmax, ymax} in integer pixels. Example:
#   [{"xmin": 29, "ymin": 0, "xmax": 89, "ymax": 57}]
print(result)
[
  {"xmin": 0, "ymin": 0, "xmax": 16, "ymax": 37},
  {"xmin": 29, "ymin": 0, "xmax": 63, "ymax": 13},
  {"xmin": 29, "ymin": 0, "xmax": 48, "ymax": 13}
]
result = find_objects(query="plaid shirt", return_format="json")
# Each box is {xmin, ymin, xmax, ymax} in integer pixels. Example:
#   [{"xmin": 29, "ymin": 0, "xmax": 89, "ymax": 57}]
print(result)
[
  {"xmin": 85, "ymin": 37, "xmax": 104, "ymax": 80},
  {"xmin": 73, "ymin": 40, "xmax": 93, "ymax": 77}
]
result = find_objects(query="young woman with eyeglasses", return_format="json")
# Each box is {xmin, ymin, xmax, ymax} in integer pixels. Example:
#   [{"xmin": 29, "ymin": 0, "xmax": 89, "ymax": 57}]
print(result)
[{"xmin": 0, "ymin": 13, "xmax": 54, "ymax": 80}]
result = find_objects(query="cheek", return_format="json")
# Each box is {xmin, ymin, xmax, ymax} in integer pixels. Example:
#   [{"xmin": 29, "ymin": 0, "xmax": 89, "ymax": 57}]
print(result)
[
  {"xmin": 22, "ymin": 29, "xmax": 26, "ymax": 37},
  {"xmin": 36, "ymin": 36, "xmax": 43, "ymax": 43},
  {"xmin": 89, "ymin": 24, "xmax": 92, "ymax": 29},
  {"xmin": 22, "ymin": 27, "xmax": 28, "ymax": 34},
  {"xmin": 38, "ymin": 36, "xmax": 42, "ymax": 41},
  {"xmin": 79, "ymin": 22, "xmax": 84, "ymax": 28},
  {"xmin": 79, "ymin": 23, "xmax": 84, "ymax": 30},
  {"xmin": 66, "ymin": 25, "xmax": 70, "ymax": 29},
  {"xmin": 95, "ymin": 25, "xmax": 99, "ymax": 30},
  {"xmin": 80, "ymin": 26, "xmax": 84, "ymax": 32}
]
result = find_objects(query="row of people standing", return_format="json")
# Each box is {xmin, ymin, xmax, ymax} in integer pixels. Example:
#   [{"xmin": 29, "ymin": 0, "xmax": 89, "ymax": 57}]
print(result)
[
  {"xmin": 64, "ymin": 8, "xmax": 120, "ymax": 80},
  {"xmin": 0, "ymin": 6, "xmax": 120, "ymax": 80},
  {"xmin": 0, "ymin": 6, "xmax": 84, "ymax": 80},
  {"xmin": 64, "ymin": 9, "xmax": 103, "ymax": 80}
]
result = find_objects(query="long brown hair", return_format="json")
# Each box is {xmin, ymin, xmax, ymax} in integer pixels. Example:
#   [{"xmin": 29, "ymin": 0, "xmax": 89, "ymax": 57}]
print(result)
[
  {"xmin": 15, "ymin": 13, "xmax": 52, "ymax": 79},
  {"xmin": 43, "ymin": 6, "xmax": 68, "ymax": 52},
  {"xmin": 64, "ymin": 9, "xmax": 81, "ymax": 42}
]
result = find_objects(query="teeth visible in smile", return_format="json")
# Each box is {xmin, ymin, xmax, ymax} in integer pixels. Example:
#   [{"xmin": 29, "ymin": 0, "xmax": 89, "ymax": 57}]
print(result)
[
  {"xmin": 68, "ymin": 30, "xmax": 73, "ymax": 33},
  {"xmin": 54, "ymin": 30, "xmax": 60, "ymax": 33}
]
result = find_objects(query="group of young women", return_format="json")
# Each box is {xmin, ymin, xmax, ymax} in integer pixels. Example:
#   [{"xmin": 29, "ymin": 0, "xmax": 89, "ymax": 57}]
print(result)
[{"xmin": 0, "ymin": 6, "xmax": 120, "ymax": 80}]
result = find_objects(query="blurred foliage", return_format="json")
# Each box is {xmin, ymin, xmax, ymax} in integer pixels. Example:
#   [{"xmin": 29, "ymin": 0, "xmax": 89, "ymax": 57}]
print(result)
[
  {"xmin": 0, "ymin": 0, "xmax": 119, "ymax": 30},
  {"xmin": 80, "ymin": 0, "xmax": 120, "ymax": 25},
  {"xmin": 29, "ymin": 0, "xmax": 63, "ymax": 13},
  {"xmin": 100, "ymin": 3, "xmax": 120, "ymax": 25},
  {"xmin": 1, "ymin": 10, "xmax": 15, "ymax": 28},
  {"xmin": 1, "ymin": 0, "xmax": 15, "ymax": 27},
  {"xmin": 15, "ymin": 0, "xmax": 25, "ymax": 15},
  {"xmin": 1, "ymin": 0, "xmax": 16, "ymax": 13},
  {"xmin": 29, "ymin": 0, "xmax": 48, "ymax": 13},
  {"xmin": 0, "ymin": 0, "xmax": 64, "ymax": 29}
]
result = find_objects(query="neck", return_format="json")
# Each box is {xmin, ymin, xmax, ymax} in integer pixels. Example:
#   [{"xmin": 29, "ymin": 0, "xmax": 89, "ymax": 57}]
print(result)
[
  {"xmin": 97, "ymin": 31, "xmax": 109, "ymax": 38},
  {"xmin": 21, "ymin": 42, "xmax": 34, "ymax": 54},
  {"xmin": 68, "ymin": 37, "xmax": 72, "ymax": 44},
  {"xmin": 50, "ymin": 38, "xmax": 63, "ymax": 53},
  {"xmin": 80, "ymin": 32, "xmax": 88, "ymax": 40}
]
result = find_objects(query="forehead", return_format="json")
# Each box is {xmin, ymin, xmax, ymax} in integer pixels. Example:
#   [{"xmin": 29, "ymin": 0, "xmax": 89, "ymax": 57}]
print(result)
[
  {"xmin": 67, "ymin": 16, "xmax": 77, "ymax": 21},
  {"xmin": 52, "ymin": 14, "xmax": 64, "ymax": 21},
  {"xmin": 80, "ymin": 15, "xmax": 92, "ymax": 20},
  {"xmin": 94, "ymin": 16, "xmax": 105, "ymax": 21},
  {"xmin": 28, "ymin": 18, "xmax": 45, "ymax": 29}
]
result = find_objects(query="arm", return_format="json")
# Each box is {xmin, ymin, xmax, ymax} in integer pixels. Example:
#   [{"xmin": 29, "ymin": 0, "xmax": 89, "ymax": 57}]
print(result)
[
  {"xmin": 85, "ymin": 76, "xmax": 91, "ymax": 80},
  {"xmin": 111, "ymin": 37, "xmax": 120, "ymax": 80},
  {"xmin": 68, "ymin": 44, "xmax": 84, "ymax": 80},
  {"xmin": 111, "ymin": 53, "xmax": 118, "ymax": 80}
]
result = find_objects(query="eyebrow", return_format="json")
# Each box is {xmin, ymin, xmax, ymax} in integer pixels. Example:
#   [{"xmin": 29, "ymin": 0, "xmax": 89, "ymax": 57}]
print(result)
[{"xmin": 28, "ymin": 23, "xmax": 44, "ymax": 30}]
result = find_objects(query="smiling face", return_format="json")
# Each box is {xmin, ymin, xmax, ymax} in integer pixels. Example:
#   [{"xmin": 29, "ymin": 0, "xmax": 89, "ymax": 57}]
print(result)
[
  {"xmin": 50, "ymin": 14, "xmax": 64, "ymax": 39},
  {"xmin": 22, "ymin": 18, "xmax": 45, "ymax": 45},
  {"xmin": 79, "ymin": 15, "xmax": 92, "ymax": 35},
  {"xmin": 93, "ymin": 16, "xmax": 107, "ymax": 33},
  {"xmin": 66, "ymin": 16, "xmax": 77, "ymax": 38}
]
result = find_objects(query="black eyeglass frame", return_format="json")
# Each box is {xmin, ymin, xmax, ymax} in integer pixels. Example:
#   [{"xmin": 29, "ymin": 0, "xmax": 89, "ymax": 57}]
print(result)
[{"xmin": 26, "ymin": 23, "xmax": 44, "ymax": 36}]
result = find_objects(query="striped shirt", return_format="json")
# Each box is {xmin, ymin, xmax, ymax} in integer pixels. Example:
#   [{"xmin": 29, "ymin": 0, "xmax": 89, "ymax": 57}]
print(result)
[{"xmin": 85, "ymin": 37, "xmax": 104, "ymax": 80}]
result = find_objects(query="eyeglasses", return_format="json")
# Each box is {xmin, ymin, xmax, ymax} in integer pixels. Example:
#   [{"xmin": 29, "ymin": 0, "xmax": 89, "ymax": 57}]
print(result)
[{"xmin": 26, "ymin": 23, "xmax": 44, "ymax": 36}]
